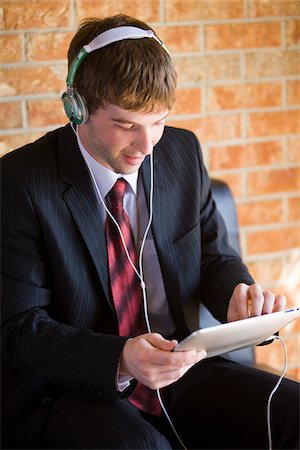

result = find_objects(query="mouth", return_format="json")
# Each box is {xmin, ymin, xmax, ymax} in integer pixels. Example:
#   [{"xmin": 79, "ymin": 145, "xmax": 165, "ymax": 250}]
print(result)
[{"xmin": 124, "ymin": 154, "xmax": 145, "ymax": 166}]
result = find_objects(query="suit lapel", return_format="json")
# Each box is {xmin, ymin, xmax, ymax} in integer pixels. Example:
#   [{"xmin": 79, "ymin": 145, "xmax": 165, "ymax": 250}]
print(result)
[{"xmin": 57, "ymin": 126, "xmax": 111, "ymax": 307}]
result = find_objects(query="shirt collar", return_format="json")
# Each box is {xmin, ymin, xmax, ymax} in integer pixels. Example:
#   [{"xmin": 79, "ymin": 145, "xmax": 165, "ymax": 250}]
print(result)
[{"xmin": 76, "ymin": 127, "xmax": 138, "ymax": 199}]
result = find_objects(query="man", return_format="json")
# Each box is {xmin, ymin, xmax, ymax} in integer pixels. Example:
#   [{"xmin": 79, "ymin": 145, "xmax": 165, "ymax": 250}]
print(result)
[{"xmin": 1, "ymin": 14, "xmax": 299, "ymax": 450}]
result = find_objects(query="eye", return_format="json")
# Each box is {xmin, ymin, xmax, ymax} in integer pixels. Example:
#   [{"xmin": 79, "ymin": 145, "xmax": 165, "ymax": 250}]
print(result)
[{"xmin": 117, "ymin": 123, "xmax": 135, "ymax": 131}]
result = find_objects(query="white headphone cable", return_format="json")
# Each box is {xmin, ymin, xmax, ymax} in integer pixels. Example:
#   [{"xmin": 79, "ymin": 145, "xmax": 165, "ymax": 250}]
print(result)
[
  {"xmin": 266, "ymin": 335, "xmax": 288, "ymax": 450},
  {"xmin": 138, "ymin": 151, "xmax": 154, "ymax": 333}
]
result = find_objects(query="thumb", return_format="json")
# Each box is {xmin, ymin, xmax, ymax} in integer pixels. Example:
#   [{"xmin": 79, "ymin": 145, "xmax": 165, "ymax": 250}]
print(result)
[{"xmin": 145, "ymin": 333, "xmax": 178, "ymax": 351}]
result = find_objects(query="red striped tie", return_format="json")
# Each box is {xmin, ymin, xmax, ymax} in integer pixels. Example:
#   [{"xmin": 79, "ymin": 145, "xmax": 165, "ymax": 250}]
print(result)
[{"xmin": 106, "ymin": 178, "xmax": 161, "ymax": 416}]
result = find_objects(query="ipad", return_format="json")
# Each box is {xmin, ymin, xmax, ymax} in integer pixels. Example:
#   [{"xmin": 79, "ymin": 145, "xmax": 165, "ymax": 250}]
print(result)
[{"xmin": 174, "ymin": 307, "xmax": 300, "ymax": 358}]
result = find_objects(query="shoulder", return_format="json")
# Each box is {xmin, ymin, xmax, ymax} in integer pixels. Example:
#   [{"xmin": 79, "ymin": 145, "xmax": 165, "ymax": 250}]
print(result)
[
  {"xmin": 154, "ymin": 125, "xmax": 203, "ymax": 166},
  {"xmin": 160, "ymin": 125, "xmax": 198, "ymax": 146},
  {"xmin": 150, "ymin": 125, "xmax": 206, "ymax": 187}
]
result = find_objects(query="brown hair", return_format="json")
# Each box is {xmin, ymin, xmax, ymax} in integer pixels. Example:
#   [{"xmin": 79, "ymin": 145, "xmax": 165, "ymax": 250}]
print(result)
[{"xmin": 67, "ymin": 14, "xmax": 177, "ymax": 115}]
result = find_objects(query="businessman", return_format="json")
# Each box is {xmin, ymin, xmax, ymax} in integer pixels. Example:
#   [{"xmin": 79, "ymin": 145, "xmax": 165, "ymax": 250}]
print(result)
[{"xmin": 1, "ymin": 13, "xmax": 299, "ymax": 450}]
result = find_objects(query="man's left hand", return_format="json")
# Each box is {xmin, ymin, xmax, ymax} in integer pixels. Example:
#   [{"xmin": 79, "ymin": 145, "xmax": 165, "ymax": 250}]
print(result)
[{"xmin": 227, "ymin": 283, "xmax": 286, "ymax": 322}]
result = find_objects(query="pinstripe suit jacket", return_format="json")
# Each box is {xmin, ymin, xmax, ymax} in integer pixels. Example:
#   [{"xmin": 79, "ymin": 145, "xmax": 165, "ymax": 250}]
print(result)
[{"xmin": 1, "ymin": 124, "xmax": 253, "ymax": 444}]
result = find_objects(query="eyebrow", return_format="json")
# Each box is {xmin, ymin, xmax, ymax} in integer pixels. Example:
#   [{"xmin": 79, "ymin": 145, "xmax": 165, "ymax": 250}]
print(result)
[
  {"xmin": 111, "ymin": 118, "xmax": 134, "ymax": 124},
  {"xmin": 111, "ymin": 112, "xmax": 169, "ymax": 126}
]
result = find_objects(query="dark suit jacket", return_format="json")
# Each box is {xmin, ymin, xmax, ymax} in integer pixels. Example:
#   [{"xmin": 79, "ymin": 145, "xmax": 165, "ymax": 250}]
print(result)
[{"xmin": 1, "ymin": 124, "xmax": 253, "ymax": 446}]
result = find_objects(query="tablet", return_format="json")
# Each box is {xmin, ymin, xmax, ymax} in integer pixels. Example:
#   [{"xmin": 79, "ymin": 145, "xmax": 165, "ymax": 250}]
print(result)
[{"xmin": 174, "ymin": 307, "xmax": 300, "ymax": 358}]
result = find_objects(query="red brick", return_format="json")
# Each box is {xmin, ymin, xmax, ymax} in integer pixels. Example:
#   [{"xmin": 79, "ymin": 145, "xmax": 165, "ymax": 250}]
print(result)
[
  {"xmin": 172, "ymin": 88, "xmax": 201, "ymax": 115},
  {"xmin": 246, "ymin": 50, "xmax": 300, "ymax": 78},
  {"xmin": 247, "ymin": 167, "xmax": 300, "ymax": 196},
  {"xmin": 286, "ymin": 19, "xmax": 300, "ymax": 46},
  {"xmin": 212, "ymin": 173, "xmax": 244, "ymax": 198},
  {"xmin": 168, "ymin": 114, "xmax": 241, "ymax": 142},
  {"xmin": 166, "ymin": 118, "xmax": 200, "ymax": 134},
  {"xmin": 0, "ymin": 35, "xmax": 22, "ymax": 63},
  {"xmin": 0, "ymin": 66, "xmax": 66, "ymax": 96},
  {"xmin": 246, "ymin": 258, "xmax": 283, "ymax": 284},
  {"xmin": 2, "ymin": 1, "xmax": 69, "ymax": 30},
  {"xmin": 237, "ymin": 199, "xmax": 284, "ymax": 226},
  {"xmin": 175, "ymin": 54, "xmax": 241, "ymax": 84},
  {"xmin": 209, "ymin": 141, "xmax": 284, "ymax": 171},
  {"xmin": 248, "ymin": 0, "xmax": 300, "ymax": 17},
  {"xmin": 165, "ymin": 0, "xmax": 244, "ymax": 21},
  {"xmin": 207, "ymin": 82, "xmax": 282, "ymax": 111},
  {"xmin": 288, "ymin": 138, "xmax": 300, "ymax": 162},
  {"xmin": 0, "ymin": 132, "xmax": 44, "ymax": 157},
  {"xmin": 248, "ymin": 110, "xmax": 300, "ymax": 137},
  {"xmin": 288, "ymin": 197, "xmax": 300, "ymax": 221},
  {"xmin": 156, "ymin": 26, "xmax": 201, "ymax": 53},
  {"xmin": 27, "ymin": 99, "xmax": 67, "ymax": 127},
  {"xmin": 205, "ymin": 22, "xmax": 281, "ymax": 51},
  {"xmin": 287, "ymin": 80, "xmax": 300, "ymax": 105},
  {"xmin": 76, "ymin": 0, "xmax": 160, "ymax": 23},
  {"xmin": 0, "ymin": 102, "xmax": 22, "ymax": 129},
  {"xmin": 247, "ymin": 226, "xmax": 300, "ymax": 254},
  {"xmin": 27, "ymin": 32, "xmax": 74, "ymax": 62}
]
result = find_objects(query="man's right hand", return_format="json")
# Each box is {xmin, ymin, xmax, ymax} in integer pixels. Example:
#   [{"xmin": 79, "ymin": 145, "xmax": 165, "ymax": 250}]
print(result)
[{"xmin": 119, "ymin": 333, "xmax": 206, "ymax": 390}]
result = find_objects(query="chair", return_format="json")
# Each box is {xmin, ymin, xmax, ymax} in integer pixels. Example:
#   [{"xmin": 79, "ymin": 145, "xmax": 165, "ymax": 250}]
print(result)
[{"xmin": 199, "ymin": 179, "xmax": 255, "ymax": 365}]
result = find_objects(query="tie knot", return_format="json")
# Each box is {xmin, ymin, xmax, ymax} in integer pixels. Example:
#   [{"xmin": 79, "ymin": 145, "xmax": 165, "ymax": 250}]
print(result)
[{"xmin": 109, "ymin": 178, "xmax": 127, "ymax": 208}]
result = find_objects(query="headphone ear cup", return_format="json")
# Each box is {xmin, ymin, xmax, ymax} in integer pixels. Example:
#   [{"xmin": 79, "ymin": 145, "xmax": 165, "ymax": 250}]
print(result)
[{"xmin": 61, "ymin": 91, "xmax": 89, "ymax": 125}]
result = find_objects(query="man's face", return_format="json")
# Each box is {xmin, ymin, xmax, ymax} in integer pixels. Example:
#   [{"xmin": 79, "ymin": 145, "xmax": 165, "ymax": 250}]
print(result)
[{"xmin": 78, "ymin": 104, "xmax": 169, "ymax": 174}]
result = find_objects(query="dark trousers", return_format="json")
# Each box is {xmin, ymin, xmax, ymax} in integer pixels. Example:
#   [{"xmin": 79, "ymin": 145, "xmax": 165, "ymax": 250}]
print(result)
[{"xmin": 40, "ymin": 357, "xmax": 300, "ymax": 449}]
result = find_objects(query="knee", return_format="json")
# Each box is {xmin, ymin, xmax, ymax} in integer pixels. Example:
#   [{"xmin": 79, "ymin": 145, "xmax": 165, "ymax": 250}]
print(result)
[{"xmin": 41, "ymin": 395, "xmax": 172, "ymax": 449}]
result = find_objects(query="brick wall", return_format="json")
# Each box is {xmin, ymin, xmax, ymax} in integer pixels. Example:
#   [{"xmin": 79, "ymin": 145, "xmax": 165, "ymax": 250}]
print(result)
[{"xmin": 1, "ymin": 0, "xmax": 299, "ymax": 380}]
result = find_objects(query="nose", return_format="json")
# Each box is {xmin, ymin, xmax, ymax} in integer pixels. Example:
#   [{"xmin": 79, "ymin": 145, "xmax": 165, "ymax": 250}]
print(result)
[{"xmin": 132, "ymin": 128, "xmax": 154, "ymax": 155}]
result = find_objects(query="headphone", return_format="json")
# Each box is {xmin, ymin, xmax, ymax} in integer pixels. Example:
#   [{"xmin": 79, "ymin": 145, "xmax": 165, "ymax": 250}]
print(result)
[{"xmin": 61, "ymin": 26, "xmax": 167, "ymax": 125}]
